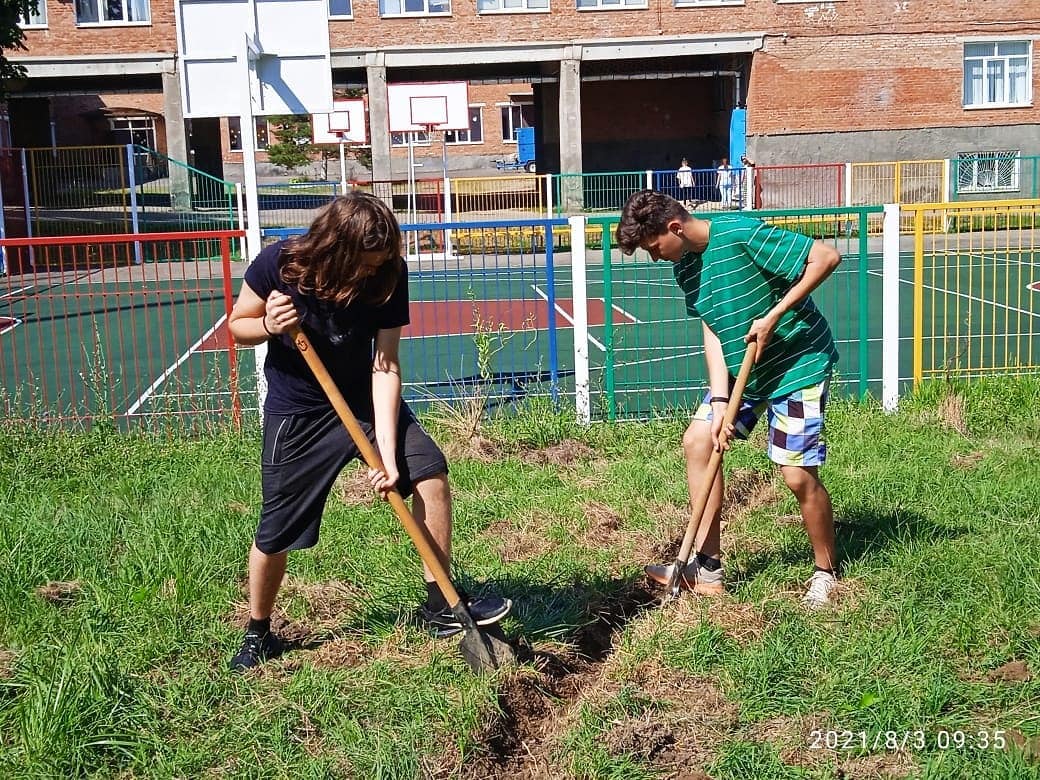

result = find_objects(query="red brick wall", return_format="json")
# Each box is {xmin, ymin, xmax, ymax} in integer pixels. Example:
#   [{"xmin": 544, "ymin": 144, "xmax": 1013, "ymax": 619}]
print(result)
[{"xmin": 20, "ymin": 0, "xmax": 175, "ymax": 55}]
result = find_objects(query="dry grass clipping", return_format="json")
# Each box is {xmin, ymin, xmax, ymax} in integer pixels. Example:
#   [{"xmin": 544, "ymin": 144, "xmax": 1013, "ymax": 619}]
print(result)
[{"xmin": 36, "ymin": 580, "xmax": 82, "ymax": 606}]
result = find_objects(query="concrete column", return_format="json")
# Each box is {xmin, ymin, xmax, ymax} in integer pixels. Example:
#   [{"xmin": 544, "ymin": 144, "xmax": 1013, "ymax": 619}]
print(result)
[
  {"xmin": 558, "ymin": 54, "xmax": 584, "ymax": 213},
  {"xmin": 366, "ymin": 55, "xmax": 392, "ymax": 185},
  {"xmin": 161, "ymin": 66, "xmax": 192, "ymax": 211}
]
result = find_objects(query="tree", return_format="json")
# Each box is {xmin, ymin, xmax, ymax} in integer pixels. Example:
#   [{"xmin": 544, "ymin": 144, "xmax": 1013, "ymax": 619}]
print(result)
[
  {"xmin": 265, "ymin": 114, "xmax": 316, "ymax": 175},
  {"xmin": 0, "ymin": 1, "xmax": 38, "ymax": 97}
]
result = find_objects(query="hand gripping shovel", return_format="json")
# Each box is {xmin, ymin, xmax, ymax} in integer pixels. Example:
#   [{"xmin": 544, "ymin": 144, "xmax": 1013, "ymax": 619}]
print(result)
[
  {"xmin": 660, "ymin": 342, "xmax": 758, "ymax": 600},
  {"xmin": 289, "ymin": 325, "xmax": 516, "ymax": 673}
]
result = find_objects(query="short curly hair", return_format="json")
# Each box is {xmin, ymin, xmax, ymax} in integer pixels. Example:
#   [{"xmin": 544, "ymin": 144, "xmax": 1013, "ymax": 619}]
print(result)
[{"xmin": 615, "ymin": 190, "xmax": 690, "ymax": 255}]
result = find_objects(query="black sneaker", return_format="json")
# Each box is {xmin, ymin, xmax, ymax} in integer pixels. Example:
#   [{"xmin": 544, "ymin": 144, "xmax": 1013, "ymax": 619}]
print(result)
[
  {"xmin": 229, "ymin": 630, "xmax": 285, "ymax": 672},
  {"xmin": 417, "ymin": 596, "xmax": 512, "ymax": 639}
]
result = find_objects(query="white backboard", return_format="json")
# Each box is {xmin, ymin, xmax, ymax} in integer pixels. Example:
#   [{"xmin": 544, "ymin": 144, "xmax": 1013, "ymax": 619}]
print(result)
[
  {"xmin": 388, "ymin": 82, "xmax": 469, "ymax": 132},
  {"xmin": 313, "ymin": 99, "xmax": 367, "ymax": 145},
  {"xmin": 176, "ymin": 0, "xmax": 333, "ymax": 118}
]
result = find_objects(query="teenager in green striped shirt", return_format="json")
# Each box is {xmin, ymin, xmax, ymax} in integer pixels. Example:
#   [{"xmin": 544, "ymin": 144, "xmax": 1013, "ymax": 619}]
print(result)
[{"xmin": 616, "ymin": 190, "xmax": 842, "ymax": 608}]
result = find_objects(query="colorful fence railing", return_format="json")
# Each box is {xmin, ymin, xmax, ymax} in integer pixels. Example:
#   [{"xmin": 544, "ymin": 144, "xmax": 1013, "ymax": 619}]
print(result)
[
  {"xmin": 0, "ymin": 231, "xmax": 243, "ymax": 430},
  {"xmin": 4, "ymin": 202, "xmax": 1037, "ymax": 430},
  {"xmin": 907, "ymin": 199, "xmax": 1040, "ymax": 386}
]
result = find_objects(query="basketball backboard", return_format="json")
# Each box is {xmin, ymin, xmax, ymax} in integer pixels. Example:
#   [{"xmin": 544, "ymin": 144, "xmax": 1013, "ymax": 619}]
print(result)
[
  {"xmin": 388, "ymin": 82, "xmax": 469, "ymax": 132},
  {"xmin": 176, "ymin": 0, "xmax": 333, "ymax": 118},
  {"xmin": 312, "ymin": 99, "xmax": 367, "ymax": 145}
]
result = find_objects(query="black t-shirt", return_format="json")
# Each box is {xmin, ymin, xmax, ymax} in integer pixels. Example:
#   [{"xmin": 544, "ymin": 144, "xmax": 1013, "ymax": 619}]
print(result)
[{"xmin": 243, "ymin": 240, "xmax": 410, "ymax": 415}]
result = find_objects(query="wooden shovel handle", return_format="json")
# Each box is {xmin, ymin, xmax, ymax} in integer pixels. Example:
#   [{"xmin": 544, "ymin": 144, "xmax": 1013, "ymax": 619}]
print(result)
[
  {"xmin": 287, "ymin": 325, "xmax": 463, "ymax": 607},
  {"xmin": 675, "ymin": 341, "xmax": 758, "ymax": 564}
]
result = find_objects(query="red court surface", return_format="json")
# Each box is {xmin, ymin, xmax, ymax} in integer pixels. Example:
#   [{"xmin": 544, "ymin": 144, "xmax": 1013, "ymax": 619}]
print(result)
[{"xmin": 198, "ymin": 297, "xmax": 636, "ymax": 351}]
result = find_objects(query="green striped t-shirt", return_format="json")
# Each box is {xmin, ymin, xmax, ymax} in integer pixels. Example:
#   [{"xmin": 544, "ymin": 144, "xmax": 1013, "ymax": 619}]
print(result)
[{"xmin": 673, "ymin": 214, "xmax": 838, "ymax": 399}]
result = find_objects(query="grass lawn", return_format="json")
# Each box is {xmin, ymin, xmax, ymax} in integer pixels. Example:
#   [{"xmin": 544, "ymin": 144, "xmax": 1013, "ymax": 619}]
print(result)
[{"xmin": 0, "ymin": 379, "xmax": 1038, "ymax": 779}]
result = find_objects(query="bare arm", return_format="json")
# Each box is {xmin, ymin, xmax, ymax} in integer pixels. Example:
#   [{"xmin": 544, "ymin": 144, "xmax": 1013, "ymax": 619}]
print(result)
[
  {"xmin": 368, "ymin": 326, "xmax": 403, "ymax": 496},
  {"xmin": 746, "ymin": 239, "xmax": 841, "ymax": 359},
  {"xmin": 702, "ymin": 322, "xmax": 736, "ymax": 452},
  {"xmin": 228, "ymin": 282, "xmax": 298, "ymax": 345}
]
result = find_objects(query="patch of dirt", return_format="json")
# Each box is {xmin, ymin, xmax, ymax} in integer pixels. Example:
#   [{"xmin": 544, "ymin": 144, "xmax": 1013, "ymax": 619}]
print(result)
[
  {"xmin": 520, "ymin": 439, "xmax": 597, "ymax": 467},
  {"xmin": 723, "ymin": 468, "xmax": 782, "ymax": 520},
  {"xmin": 483, "ymin": 514, "xmax": 560, "ymax": 563},
  {"xmin": 227, "ymin": 500, "xmax": 252, "ymax": 515},
  {"xmin": 332, "ymin": 464, "xmax": 378, "ymax": 506},
  {"xmin": 937, "ymin": 393, "xmax": 968, "ymax": 436},
  {"xmin": 747, "ymin": 713, "xmax": 832, "ymax": 768},
  {"xmin": 986, "ymin": 659, "xmax": 1032, "ymax": 683},
  {"xmin": 605, "ymin": 715, "xmax": 675, "ymax": 761},
  {"xmin": 1005, "ymin": 729, "xmax": 1040, "ymax": 760},
  {"xmin": 228, "ymin": 576, "xmax": 361, "ymax": 647},
  {"xmin": 441, "ymin": 433, "xmax": 506, "ymax": 464},
  {"xmin": 657, "ymin": 596, "xmax": 773, "ymax": 645},
  {"xmin": 36, "ymin": 580, "xmax": 82, "ymax": 606},
  {"xmin": 580, "ymin": 501, "xmax": 625, "ymax": 544},
  {"xmin": 951, "ymin": 451, "xmax": 985, "ymax": 470},
  {"xmin": 278, "ymin": 627, "xmax": 435, "ymax": 673},
  {"xmin": 837, "ymin": 750, "xmax": 918, "ymax": 779},
  {"xmin": 0, "ymin": 648, "xmax": 15, "ymax": 679}
]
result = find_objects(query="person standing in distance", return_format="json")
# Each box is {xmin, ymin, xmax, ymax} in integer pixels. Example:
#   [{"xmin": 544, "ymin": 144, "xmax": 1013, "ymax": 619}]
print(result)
[
  {"xmin": 226, "ymin": 192, "xmax": 511, "ymax": 672},
  {"xmin": 615, "ymin": 190, "xmax": 842, "ymax": 608}
]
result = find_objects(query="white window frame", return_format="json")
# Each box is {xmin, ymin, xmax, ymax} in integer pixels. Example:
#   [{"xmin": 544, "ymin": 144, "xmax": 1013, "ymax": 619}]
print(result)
[
  {"xmin": 674, "ymin": 0, "xmax": 743, "ymax": 6},
  {"xmin": 477, "ymin": 0, "xmax": 548, "ymax": 12},
  {"xmin": 576, "ymin": 0, "xmax": 646, "ymax": 8},
  {"xmin": 379, "ymin": 0, "xmax": 450, "ymax": 16},
  {"xmin": 498, "ymin": 101, "xmax": 532, "ymax": 143},
  {"xmin": 328, "ymin": 0, "xmax": 353, "ymax": 17},
  {"xmin": 390, "ymin": 131, "xmax": 432, "ymax": 147},
  {"xmin": 75, "ymin": 0, "xmax": 150, "ymax": 25},
  {"xmin": 20, "ymin": 1, "xmax": 48, "ymax": 27},
  {"xmin": 228, "ymin": 117, "xmax": 271, "ymax": 152},
  {"xmin": 962, "ymin": 39, "xmax": 1032, "ymax": 109},
  {"xmin": 109, "ymin": 116, "xmax": 157, "ymax": 149},
  {"xmin": 956, "ymin": 151, "xmax": 1021, "ymax": 194},
  {"xmin": 445, "ymin": 105, "xmax": 483, "ymax": 145}
]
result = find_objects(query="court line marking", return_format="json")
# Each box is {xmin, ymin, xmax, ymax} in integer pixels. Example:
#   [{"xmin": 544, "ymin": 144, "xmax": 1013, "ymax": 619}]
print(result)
[
  {"xmin": 125, "ymin": 314, "xmax": 228, "ymax": 416},
  {"xmin": 869, "ymin": 269, "xmax": 1040, "ymax": 319},
  {"xmin": 0, "ymin": 316, "xmax": 22, "ymax": 335},
  {"xmin": 0, "ymin": 284, "xmax": 35, "ymax": 301},
  {"xmin": 530, "ymin": 284, "xmax": 606, "ymax": 352}
]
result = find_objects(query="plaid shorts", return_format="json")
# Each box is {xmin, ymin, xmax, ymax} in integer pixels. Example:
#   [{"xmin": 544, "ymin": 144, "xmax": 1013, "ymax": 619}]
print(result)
[{"xmin": 693, "ymin": 377, "xmax": 830, "ymax": 466}]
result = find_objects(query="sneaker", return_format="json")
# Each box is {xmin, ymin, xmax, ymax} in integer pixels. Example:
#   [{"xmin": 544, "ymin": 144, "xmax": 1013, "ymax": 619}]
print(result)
[
  {"xmin": 229, "ymin": 630, "xmax": 285, "ymax": 672},
  {"xmin": 802, "ymin": 570, "xmax": 838, "ymax": 609},
  {"xmin": 644, "ymin": 559, "xmax": 724, "ymax": 596},
  {"xmin": 417, "ymin": 596, "xmax": 512, "ymax": 639}
]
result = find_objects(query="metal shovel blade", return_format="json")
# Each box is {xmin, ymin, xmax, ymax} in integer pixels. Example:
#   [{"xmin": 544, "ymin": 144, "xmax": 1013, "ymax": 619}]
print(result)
[{"xmin": 452, "ymin": 603, "xmax": 517, "ymax": 673}]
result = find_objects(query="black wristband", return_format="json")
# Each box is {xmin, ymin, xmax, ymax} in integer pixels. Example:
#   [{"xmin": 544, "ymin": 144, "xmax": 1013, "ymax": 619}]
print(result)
[
  {"xmin": 709, "ymin": 395, "xmax": 729, "ymax": 404},
  {"xmin": 261, "ymin": 314, "xmax": 274, "ymax": 338}
]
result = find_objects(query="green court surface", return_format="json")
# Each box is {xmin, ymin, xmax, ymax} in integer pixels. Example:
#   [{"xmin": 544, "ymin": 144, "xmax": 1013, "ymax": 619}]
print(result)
[{"xmin": 2, "ymin": 244, "xmax": 1037, "ymax": 426}]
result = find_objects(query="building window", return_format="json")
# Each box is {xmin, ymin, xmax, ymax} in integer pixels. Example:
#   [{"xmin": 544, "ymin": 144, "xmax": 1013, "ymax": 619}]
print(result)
[
  {"xmin": 390, "ymin": 131, "xmax": 431, "ymax": 147},
  {"xmin": 675, "ymin": 0, "xmax": 742, "ymax": 5},
  {"xmin": 110, "ymin": 116, "xmax": 157, "ymax": 148},
  {"xmin": 445, "ymin": 107, "xmax": 483, "ymax": 144},
  {"xmin": 500, "ymin": 102, "xmax": 533, "ymax": 142},
  {"xmin": 963, "ymin": 41, "xmax": 1031, "ymax": 108},
  {"xmin": 576, "ymin": 0, "xmax": 646, "ymax": 8},
  {"xmin": 957, "ymin": 151, "xmax": 1020, "ymax": 193},
  {"xmin": 228, "ymin": 117, "xmax": 270, "ymax": 151},
  {"xmin": 328, "ymin": 0, "xmax": 352, "ymax": 15},
  {"xmin": 20, "ymin": 1, "xmax": 47, "ymax": 26},
  {"xmin": 75, "ymin": 0, "xmax": 150, "ymax": 24},
  {"xmin": 477, "ymin": 0, "xmax": 547, "ymax": 10},
  {"xmin": 379, "ymin": 0, "xmax": 449, "ymax": 15}
]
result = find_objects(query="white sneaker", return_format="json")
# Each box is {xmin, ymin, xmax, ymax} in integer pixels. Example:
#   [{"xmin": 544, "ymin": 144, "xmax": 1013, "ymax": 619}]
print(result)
[{"xmin": 802, "ymin": 570, "xmax": 838, "ymax": 609}]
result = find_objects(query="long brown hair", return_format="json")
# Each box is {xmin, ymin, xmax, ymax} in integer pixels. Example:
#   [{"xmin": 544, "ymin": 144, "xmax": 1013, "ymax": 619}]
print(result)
[{"xmin": 280, "ymin": 192, "xmax": 404, "ymax": 306}]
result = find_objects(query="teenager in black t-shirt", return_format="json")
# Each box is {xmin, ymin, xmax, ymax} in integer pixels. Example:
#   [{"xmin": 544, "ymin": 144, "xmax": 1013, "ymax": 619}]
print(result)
[{"xmin": 227, "ymin": 193, "xmax": 510, "ymax": 672}]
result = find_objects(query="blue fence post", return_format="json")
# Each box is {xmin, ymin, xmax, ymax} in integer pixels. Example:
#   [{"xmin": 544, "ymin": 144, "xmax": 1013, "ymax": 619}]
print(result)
[
  {"xmin": 126, "ymin": 144, "xmax": 142, "ymax": 264},
  {"xmin": 545, "ymin": 221, "xmax": 559, "ymax": 403}
]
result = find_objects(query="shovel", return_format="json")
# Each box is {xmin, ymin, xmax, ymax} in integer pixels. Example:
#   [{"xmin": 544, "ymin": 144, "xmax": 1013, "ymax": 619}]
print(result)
[
  {"xmin": 660, "ymin": 341, "xmax": 758, "ymax": 599},
  {"xmin": 288, "ymin": 324, "xmax": 516, "ymax": 673}
]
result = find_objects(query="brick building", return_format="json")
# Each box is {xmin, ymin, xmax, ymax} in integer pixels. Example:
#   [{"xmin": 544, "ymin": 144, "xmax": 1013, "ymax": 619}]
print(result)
[{"xmin": 8, "ymin": 0, "xmax": 1039, "ymax": 192}]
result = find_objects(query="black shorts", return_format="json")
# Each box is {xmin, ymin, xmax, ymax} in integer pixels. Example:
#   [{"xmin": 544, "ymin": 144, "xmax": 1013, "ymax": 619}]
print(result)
[{"xmin": 254, "ymin": 402, "xmax": 447, "ymax": 554}]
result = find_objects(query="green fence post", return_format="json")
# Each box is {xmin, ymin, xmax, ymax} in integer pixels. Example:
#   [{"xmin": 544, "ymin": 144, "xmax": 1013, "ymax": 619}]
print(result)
[
  {"xmin": 857, "ymin": 206, "xmax": 869, "ymax": 398},
  {"xmin": 601, "ymin": 220, "xmax": 615, "ymax": 421}
]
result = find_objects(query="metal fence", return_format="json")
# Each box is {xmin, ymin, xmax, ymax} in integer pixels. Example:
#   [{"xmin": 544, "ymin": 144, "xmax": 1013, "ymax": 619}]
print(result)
[
  {"xmin": 4, "ymin": 202, "xmax": 1038, "ymax": 430},
  {"xmin": 0, "ymin": 231, "xmax": 243, "ymax": 431},
  {"xmin": 906, "ymin": 199, "xmax": 1040, "ymax": 386},
  {"xmin": 0, "ymin": 145, "xmax": 238, "ymax": 242}
]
